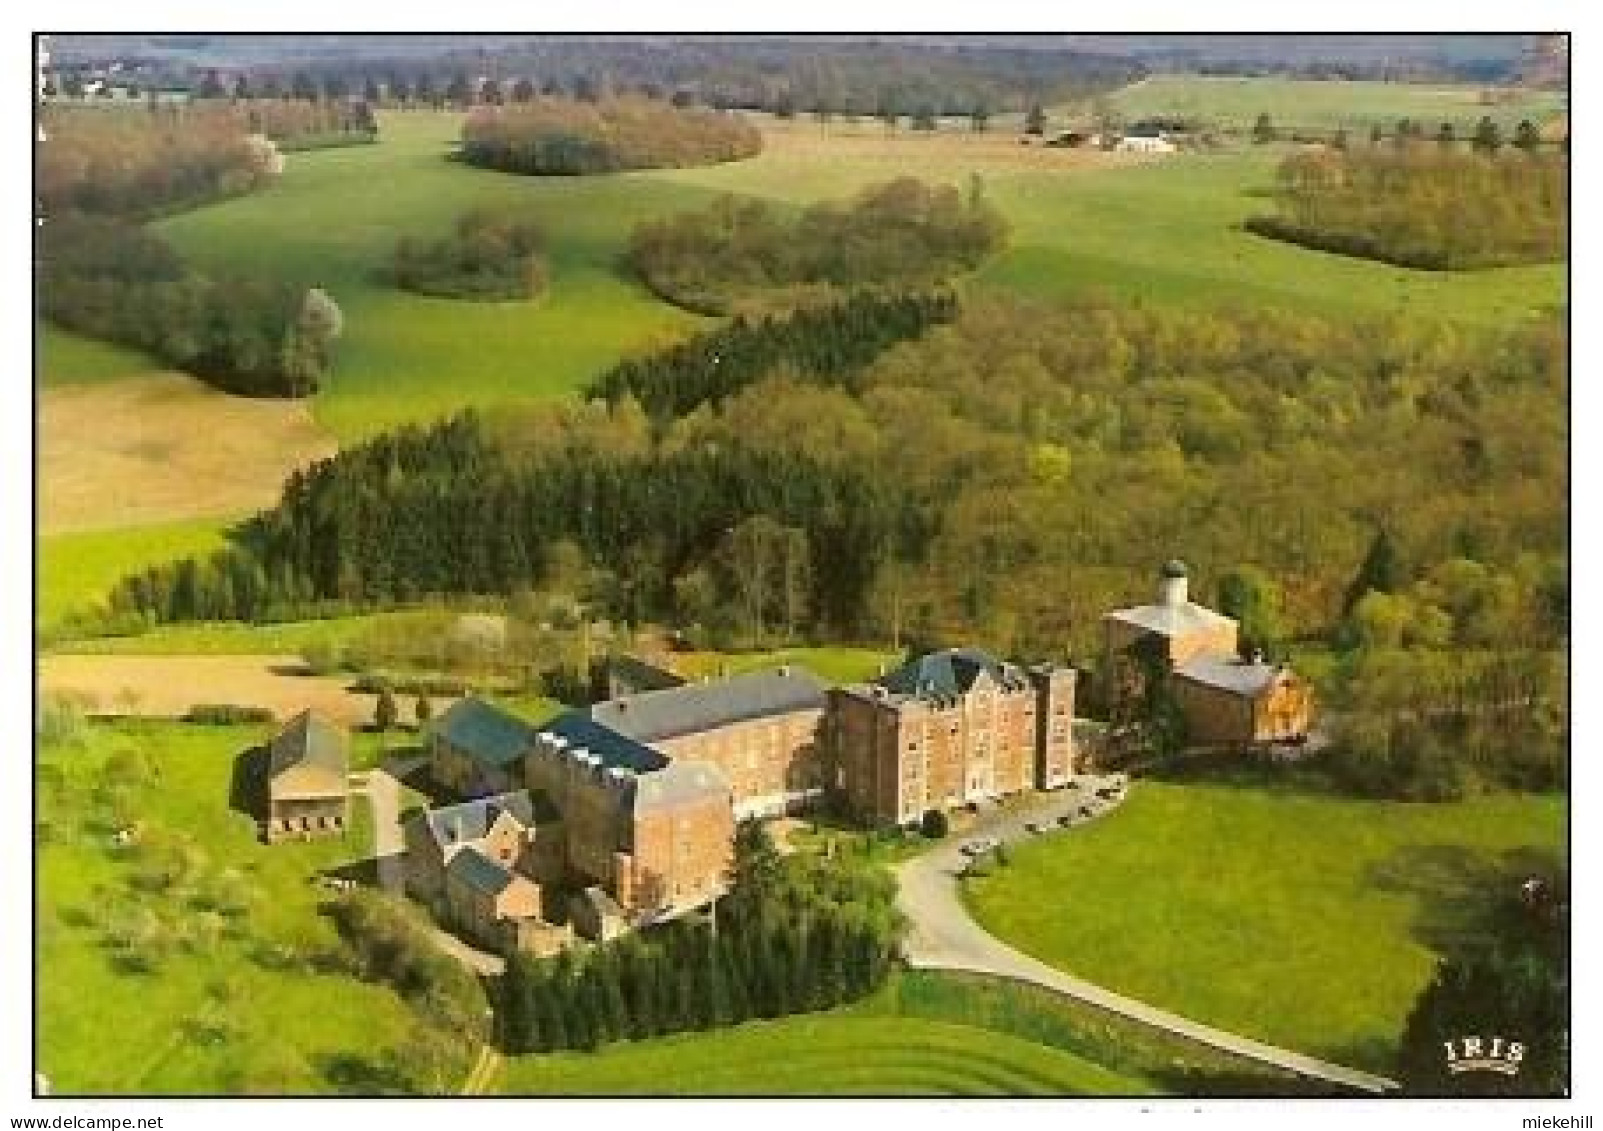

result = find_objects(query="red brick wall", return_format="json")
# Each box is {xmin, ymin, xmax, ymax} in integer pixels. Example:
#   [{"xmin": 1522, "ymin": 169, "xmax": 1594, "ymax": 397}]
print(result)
[{"xmin": 651, "ymin": 708, "xmax": 824, "ymax": 811}]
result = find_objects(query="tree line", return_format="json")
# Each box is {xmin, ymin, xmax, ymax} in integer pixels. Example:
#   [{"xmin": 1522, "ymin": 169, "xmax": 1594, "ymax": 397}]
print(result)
[
  {"xmin": 391, "ymin": 210, "xmax": 547, "ymax": 301},
  {"xmin": 498, "ymin": 821, "xmax": 902, "ymax": 1053},
  {"xmin": 1246, "ymin": 145, "xmax": 1566, "ymax": 270},
  {"xmin": 588, "ymin": 289, "xmax": 957, "ymax": 418},
  {"xmin": 459, "ymin": 96, "xmax": 762, "ymax": 176},
  {"xmin": 101, "ymin": 409, "xmax": 919, "ymax": 637},
  {"xmin": 226, "ymin": 38, "xmax": 1143, "ymax": 121},
  {"xmin": 39, "ymin": 215, "xmax": 343, "ymax": 398},
  {"xmin": 629, "ymin": 178, "xmax": 1007, "ymax": 315}
]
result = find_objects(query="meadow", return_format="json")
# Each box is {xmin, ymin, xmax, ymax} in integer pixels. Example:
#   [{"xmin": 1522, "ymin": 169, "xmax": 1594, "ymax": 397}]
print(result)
[
  {"xmin": 499, "ymin": 1013, "xmax": 1150, "ymax": 1095},
  {"xmin": 36, "ymin": 718, "xmax": 462, "ymax": 1093},
  {"xmin": 39, "ymin": 517, "xmax": 235, "ymax": 632},
  {"xmin": 1103, "ymin": 74, "xmax": 1568, "ymax": 133},
  {"xmin": 963, "ymin": 772, "xmax": 1566, "ymax": 1072}
]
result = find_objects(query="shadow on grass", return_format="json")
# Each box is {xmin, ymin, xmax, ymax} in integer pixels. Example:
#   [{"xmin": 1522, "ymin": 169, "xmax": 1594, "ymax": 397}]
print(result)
[
  {"xmin": 315, "ymin": 1052, "xmax": 411, "ymax": 1095},
  {"xmin": 1141, "ymin": 750, "xmax": 1343, "ymax": 799},
  {"xmin": 1362, "ymin": 842, "xmax": 1563, "ymax": 957},
  {"xmin": 229, "ymin": 744, "xmax": 268, "ymax": 825}
]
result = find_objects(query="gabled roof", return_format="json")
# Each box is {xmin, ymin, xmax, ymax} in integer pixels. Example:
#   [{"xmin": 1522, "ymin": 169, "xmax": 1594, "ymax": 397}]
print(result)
[
  {"xmin": 1174, "ymin": 654, "xmax": 1291, "ymax": 698},
  {"xmin": 1105, "ymin": 601, "xmax": 1236, "ymax": 638},
  {"xmin": 541, "ymin": 711, "xmax": 668, "ymax": 774},
  {"xmin": 630, "ymin": 760, "xmax": 731, "ymax": 814},
  {"xmin": 878, "ymin": 647, "xmax": 1028, "ymax": 700},
  {"xmin": 589, "ymin": 667, "xmax": 827, "ymax": 744},
  {"xmin": 446, "ymin": 845, "xmax": 515, "ymax": 897},
  {"xmin": 430, "ymin": 696, "xmax": 534, "ymax": 770},
  {"xmin": 421, "ymin": 790, "xmax": 540, "ymax": 852},
  {"xmin": 267, "ymin": 710, "xmax": 347, "ymax": 797},
  {"xmin": 607, "ymin": 655, "xmax": 687, "ymax": 694}
]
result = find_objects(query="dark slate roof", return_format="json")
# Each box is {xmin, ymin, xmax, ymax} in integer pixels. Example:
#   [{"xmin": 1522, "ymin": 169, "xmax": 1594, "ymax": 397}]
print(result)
[
  {"xmin": 422, "ymin": 790, "xmax": 538, "ymax": 851},
  {"xmin": 430, "ymin": 696, "xmax": 534, "ymax": 770},
  {"xmin": 589, "ymin": 667, "xmax": 828, "ymax": 743},
  {"xmin": 541, "ymin": 710, "xmax": 668, "ymax": 774},
  {"xmin": 878, "ymin": 648, "xmax": 1027, "ymax": 699},
  {"xmin": 267, "ymin": 710, "xmax": 347, "ymax": 781},
  {"xmin": 446, "ymin": 845, "xmax": 515, "ymax": 897}
]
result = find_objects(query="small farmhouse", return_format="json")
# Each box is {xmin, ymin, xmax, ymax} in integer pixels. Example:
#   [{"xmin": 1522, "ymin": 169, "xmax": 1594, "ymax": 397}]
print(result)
[{"xmin": 264, "ymin": 710, "xmax": 348, "ymax": 843}]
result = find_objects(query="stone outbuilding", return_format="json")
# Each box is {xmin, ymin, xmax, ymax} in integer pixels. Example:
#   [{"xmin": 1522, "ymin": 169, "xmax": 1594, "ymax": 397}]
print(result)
[{"xmin": 264, "ymin": 710, "xmax": 348, "ymax": 843}]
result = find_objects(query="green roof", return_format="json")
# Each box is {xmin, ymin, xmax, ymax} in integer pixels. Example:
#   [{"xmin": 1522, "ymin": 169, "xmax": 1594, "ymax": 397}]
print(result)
[
  {"xmin": 431, "ymin": 696, "xmax": 535, "ymax": 770},
  {"xmin": 446, "ymin": 845, "xmax": 515, "ymax": 897}
]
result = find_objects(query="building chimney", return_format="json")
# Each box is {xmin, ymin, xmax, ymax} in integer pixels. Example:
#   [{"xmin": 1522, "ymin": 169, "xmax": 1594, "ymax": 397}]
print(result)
[{"xmin": 1158, "ymin": 559, "xmax": 1189, "ymax": 608}]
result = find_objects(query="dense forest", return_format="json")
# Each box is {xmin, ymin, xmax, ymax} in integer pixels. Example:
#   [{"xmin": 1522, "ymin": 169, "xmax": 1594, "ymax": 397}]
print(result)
[
  {"xmin": 38, "ymin": 215, "xmax": 342, "ymax": 397},
  {"xmin": 498, "ymin": 822, "xmax": 901, "ymax": 1052},
  {"xmin": 1246, "ymin": 146, "xmax": 1567, "ymax": 269},
  {"xmin": 589, "ymin": 290, "xmax": 957, "ymax": 418},
  {"xmin": 99, "ymin": 290, "xmax": 1564, "ymax": 652},
  {"xmin": 630, "ymin": 179, "xmax": 1008, "ymax": 314},
  {"xmin": 391, "ymin": 210, "xmax": 547, "ymax": 301},
  {"xmin": 459, "ymin": 97, "xmax": 762, "ymax": 176}
]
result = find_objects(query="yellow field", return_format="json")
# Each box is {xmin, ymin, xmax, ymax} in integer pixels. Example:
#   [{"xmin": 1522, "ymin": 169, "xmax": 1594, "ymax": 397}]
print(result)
[{"xmin": 39, "ymin": 373, "xmax": 336, "ymax": 535}]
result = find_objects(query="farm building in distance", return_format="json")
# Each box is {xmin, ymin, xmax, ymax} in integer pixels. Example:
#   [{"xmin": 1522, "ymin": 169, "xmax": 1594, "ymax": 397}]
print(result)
[{"xmin": 1103, "ymin": 560, "xmax": 1314, "ymax": 747}]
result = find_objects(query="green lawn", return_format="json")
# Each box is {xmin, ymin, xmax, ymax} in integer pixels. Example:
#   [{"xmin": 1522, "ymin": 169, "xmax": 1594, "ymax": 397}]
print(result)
[
  {"xmin": 672, "ymin": 645, "xmax": 900, "ymax": 686},
  {"xmin": 499, "ymin": 1013, "xmax": 1152, "ymax": 1096},
  {"xmin": 38, "ymin": 325, "xmax": 159, "ymax": 387},
  {"xmin": 38, "ymin": 517, "xmax": 235, "ymax": 632},
  {"xmin": 1104, "ymin": 74, "xmax": 1568, "ymax": 133},
  {"xmin": 657, "ymin": 137, "xmax": 1563, "ymax": 327},
  {"xmin": 155, "ymin": 111, "xmax": 713, "ymax": 444},
  {"xmin": 963, "ymin": 775, "xmax": 1565, "ymax": 1072},
  {"xmin": 36, "ymin": 718, "xmax": 465, "ymax": 1094}
]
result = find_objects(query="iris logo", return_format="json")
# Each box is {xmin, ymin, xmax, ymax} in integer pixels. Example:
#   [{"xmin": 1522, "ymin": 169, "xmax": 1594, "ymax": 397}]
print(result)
[{"xmin": 1443, "ymin": 1035, "xmax": 1525, "ymax": 1076}]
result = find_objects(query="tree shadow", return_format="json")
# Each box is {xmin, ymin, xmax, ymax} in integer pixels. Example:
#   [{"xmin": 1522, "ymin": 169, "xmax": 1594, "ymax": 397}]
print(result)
[
  {"xmin": 314, "ymin": 1052, "xmax": 411, "ymax": 1096},
  {"xmin": 1361, "ymin": 842, "xmax": 1564, "ymax": 957},
  {"xmin": 229, "ymin": 744, "xmax": 269, "ymax": 825}
]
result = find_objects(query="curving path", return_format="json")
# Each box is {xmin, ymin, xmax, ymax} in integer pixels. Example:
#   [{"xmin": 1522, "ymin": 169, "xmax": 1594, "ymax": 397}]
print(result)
[{"xmin": 893, "ymin": 780, "xmax": 1398, "ymax": 1095}]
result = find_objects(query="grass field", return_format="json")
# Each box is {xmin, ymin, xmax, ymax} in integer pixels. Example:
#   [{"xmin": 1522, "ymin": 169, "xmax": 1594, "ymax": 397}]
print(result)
[
  {"xmin": 40, "ymin": 374, "xmax": 335, "ymax": 535},
  {"xmin": 36, "ymin": 718, "xmax": 461, "ymax": 1094},
  {"xmin": 963, "ymin": 773, "xmax": 1566, "ymax": 1072},
  {"xmin": 670, "ymin": 644, "xmax": 901, "ymax": 686},
  {"xmin": 500, "ymin": 1013, "xmax": 1150, "ymax": 1095},
  {"xmin": 38, "ymin": 516, "xmax": 234, "ymax": 631},
  {"xmin": 1103, "ymin": 75, "xmax": 1568, "ymax": 133},
  {"xmin": 38, "ymin": 326, "xmax": 157, "ymax": 388},
  {"xmin": 154, "ymin": 111, "xmax": 712, "ymax": 443}
]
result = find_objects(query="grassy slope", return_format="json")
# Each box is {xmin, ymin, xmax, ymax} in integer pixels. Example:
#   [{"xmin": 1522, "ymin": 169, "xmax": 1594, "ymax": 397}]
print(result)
[
  {"xmin": 499, "ymin": 1013, "xmax": 1154, "ymax": 1096},
  {"xmin": 38, "ymin": 517, "xmax": 235, "ymax": 631},
  {"xmin": 155, "ymin": 111, "xmax": 711, "ymax": 444},
  {"xmin": 38, "ymin": 326, "xmax": 157, "ymax": 387},
  {"xmin": 653, "ymin": 128, "xmax": 1563, "ymax": 327},
  {"xmin": 963, "ymin": 778, "xmax": 1565, "ymax": 1072},
  {"xmin": 36, "ymin": 719, "xmax": 448, "ymax": 1094},
  {"xmin": 1104, "ymin": 75, "xmax": 1568, "ymax": 132},
  {"xmin": 670, "ymin": 645, "xmax": 900, "ymax": 686}
]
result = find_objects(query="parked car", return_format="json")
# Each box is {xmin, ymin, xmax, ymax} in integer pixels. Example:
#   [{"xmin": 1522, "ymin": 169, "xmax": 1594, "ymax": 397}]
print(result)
[
  {"xmin": 1057, "ymin": 814, "xmax": 1076, "ymax": 828},
  {"xmin": 961, "ymin": 837, "xmax": 1000, "ymax": 856},
  {"xmin": 1024, "ymin": 821, "xmax": 1042, "ymax": 834},
  {"xmin": 1078, "ymin": 805, "xmax": 1095, "ymax": 818}
]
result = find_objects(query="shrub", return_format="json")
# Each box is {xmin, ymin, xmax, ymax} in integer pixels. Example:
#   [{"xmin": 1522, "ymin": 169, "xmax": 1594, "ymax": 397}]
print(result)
[
  {"xmin": 184, "ymin": 704, "xmax": 275, "ymax": 725},
  {"xmin": 392, "ymin": 211, "xmax": 547, "ymax": 301},
  {"xmin": 919, "ymin": 808, "xmax": 950, "ymax": 839}
]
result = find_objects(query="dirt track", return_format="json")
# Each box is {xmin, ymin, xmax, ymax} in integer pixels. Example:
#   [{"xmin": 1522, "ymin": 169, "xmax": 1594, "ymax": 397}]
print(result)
[{"xmin": 37, "ymin": 653, "xmax": 447, "ymax": 728}]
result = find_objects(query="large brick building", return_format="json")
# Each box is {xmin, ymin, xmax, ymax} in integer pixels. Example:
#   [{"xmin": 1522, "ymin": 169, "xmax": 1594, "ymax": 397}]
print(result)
[
  {"xmin": 414, "ymin": 697, "xmax": 734, "ymax": 948},
  {"xmin": 829, "ymin": 648, "xmax": 1077, "ymax": 827},
  {"xmin": 1103, "ymin": 560, "xmax": 1314, "ymax": 747},
  {"xmin": 589, "ymin": 667, "xmax": 829, "ymax": 819}
]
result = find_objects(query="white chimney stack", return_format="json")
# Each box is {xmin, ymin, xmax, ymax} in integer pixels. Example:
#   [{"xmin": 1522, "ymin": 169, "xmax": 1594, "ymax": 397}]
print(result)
[{"xmin": 1158, "ymin": 560, "xmax": 1189, "ymax": 608}]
